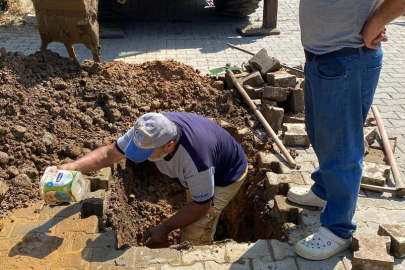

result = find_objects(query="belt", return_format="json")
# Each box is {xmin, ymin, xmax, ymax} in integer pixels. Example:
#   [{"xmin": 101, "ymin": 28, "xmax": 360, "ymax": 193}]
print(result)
[{"xmin": 305, "ymin": 46, "xmax": 376, "ymax": 62}]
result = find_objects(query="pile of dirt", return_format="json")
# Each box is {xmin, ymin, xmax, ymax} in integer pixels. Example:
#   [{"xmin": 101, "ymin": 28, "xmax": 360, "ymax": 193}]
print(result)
[{"xmin": 0, "ymin": 49, "xmax": 274, "ymax": 246}]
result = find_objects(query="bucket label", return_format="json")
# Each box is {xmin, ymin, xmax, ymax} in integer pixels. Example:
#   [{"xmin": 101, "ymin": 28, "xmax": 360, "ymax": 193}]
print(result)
[{"xmin": 42, "ymin": 171, "xmax": 77, "ymax": 202}]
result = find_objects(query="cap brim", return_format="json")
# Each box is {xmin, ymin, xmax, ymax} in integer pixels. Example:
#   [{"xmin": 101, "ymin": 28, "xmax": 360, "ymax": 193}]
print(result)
[{"xmin": 124, "ymin": 140, "xmax": 155, "ymax": 162}]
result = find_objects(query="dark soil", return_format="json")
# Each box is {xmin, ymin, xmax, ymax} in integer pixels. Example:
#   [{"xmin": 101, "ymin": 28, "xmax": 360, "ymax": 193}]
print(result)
[{"xmin": 0, "ymin": 49, "xmax": 274, "ymax": 247}]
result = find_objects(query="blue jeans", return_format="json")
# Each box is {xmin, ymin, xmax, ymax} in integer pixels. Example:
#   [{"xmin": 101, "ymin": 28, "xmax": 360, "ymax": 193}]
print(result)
[{"xmin": 304, "ymin": 47, "xmax": 383, "ymax": 239}]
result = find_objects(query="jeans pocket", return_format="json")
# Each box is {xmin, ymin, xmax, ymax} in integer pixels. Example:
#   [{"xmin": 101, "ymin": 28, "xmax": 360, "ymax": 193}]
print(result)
[
  {"xmin": 361, "ymin": 64, "xmax": 382, "ymax": 110},
  {"xmin": 316, "ymin": 56, "xmax": 348, "ymax": 80}
]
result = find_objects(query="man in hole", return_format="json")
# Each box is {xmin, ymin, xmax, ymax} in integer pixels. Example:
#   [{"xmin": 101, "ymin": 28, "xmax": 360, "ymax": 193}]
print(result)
[{"xmin": 59, "ymin": 112, "xmax": 248, "ymax": 248}]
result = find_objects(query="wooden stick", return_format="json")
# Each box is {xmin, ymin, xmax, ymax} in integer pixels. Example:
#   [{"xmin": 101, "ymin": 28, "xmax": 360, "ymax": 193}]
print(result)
[
  {"xmin": 226, "ymin": 70, "xmax": 296, "ymax": 168},
  {"xmin": 371, "ymin": 105, "xmax": 405, "ymax": 192}
]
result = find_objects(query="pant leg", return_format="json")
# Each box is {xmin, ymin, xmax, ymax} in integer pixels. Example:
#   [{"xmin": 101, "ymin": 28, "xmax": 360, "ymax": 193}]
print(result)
[
  {"xmin": 304, "ymin": 48, "xmax": 383, "ymax": 239},
  {"xmin": 181, "ymin": 166, "xmax": 248, "ymax": 245}
]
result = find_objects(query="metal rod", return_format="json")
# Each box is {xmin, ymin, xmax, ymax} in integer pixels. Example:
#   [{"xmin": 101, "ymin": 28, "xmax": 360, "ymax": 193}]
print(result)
[
  {"xmin": 226, "ymin": 43, "xmax": 304, "ymax": 75},
  {"xmin": 226, "ymin": 70, "xmax": 297, "ymax": 168}
]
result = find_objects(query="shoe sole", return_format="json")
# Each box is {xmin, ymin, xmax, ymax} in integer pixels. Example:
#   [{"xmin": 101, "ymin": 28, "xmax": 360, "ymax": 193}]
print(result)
[
  {"xmin": 287, "ymin": 194, "xmax": 326, "ymax": 208},
  {"xmin": 294, "ymin": 242, "xmax": 351, "ymax": 261}
]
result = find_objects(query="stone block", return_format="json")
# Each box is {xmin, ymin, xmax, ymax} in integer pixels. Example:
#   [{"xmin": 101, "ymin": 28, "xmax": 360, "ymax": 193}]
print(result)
[
  {"xmin": 362, "ymin": 161, "xmax": 390, "ymax": 186},
  {"xmin": 283, "ymin": 114, "xmax": 305, "ymax": 124},
  {"xmin": 50, "ymin": 248, "xmax": 92, "ymax": 270},
  {"xmin": 296, "ymin": 78, "xmax": 305, "ymax": 90},
  {"xmin": 252, "ymin": 258, "xmax": 298, "ymax": 270},
  {"xmin": 262, "ymin": 86, "xmax": 290, "ymax": 102},
  {"xmin": 136, "ymin": 246, "xmax": 181, "ymax": 266},
  {"xmin": 225, "ymin": 240, "xmax": 272, "ymax": 262},
  {"xmin": 265, "ymin": 172, "xmax": 305, "ymax": 197},
  {"xmin": 274, "ymin": 195, "xmax": 301, "ymax": 224},
  {"xmin": 267, "ymin": 71, "xmax": 297, "ymax": 87},
  {"xmin": 248, "ymin": 49, "xmax": 282, "ymax": 76},
  {"xmin": 364, "ymin": 127, "xmax": 378, "ymax": 145},
  {"xmin": 252, "ymin": 99, "xmax": 262, "ymax": 107},
  {"xmin": 262, "ymin": 99, "xmax": 278, "ymax": 107},
  {"xmin": 225, "ymin": 71, "xmax": 249, "ymax": 89},
  {"xmin": 352, "ymin": 233, "xmax": 394, "ymax": 270},
  {"xmin": 0, "ymin": 181, "xmax": 9, "ymax": 203},
  {"xmin": 296, "ymin": 257, "xmax": 347, "ymax": 270},
  {"xmin": 69, "ymin": 230, "xmax": 118, "ymax": 252},
  {"xmin": 282, "ymin": 124, "xmax": 310, "ymax": 147},
  {"xmin": 244, "ymin": 85, "xmax": 263, "ymax": 99},
  {"xmin": 378, "ymin": 224, "xmax": 405, "ymax": 258},
  {"xmin": 39, "ymin": 202, "xmax": 82, "ymax": 220},
  {"xmin": 261, "ymin": 105, "xmax": 284, "ymax": 133},
  {"xmin": 239, "ymin": 70, "xmax": 264, "ymax": 87},
  {"xmin": 89, "ymin": 247, "xmax": 137, "ymax": 269},
  {"xmin": 269, "ymin": 240, "xmax": 295, "ymax": 260},
  {"xmin": 54, "ymin": 215, "xmax": 99, "ymax": 235},
  {"xmin": 258, "ymin": 152, "xmax": 295, "ymax": 174},
  {"xmin": 81, "ymin": 190, "xmax": 106, "ymax": 218},
  {"xmin": 286, "ymin": 88, "xmax": 305, "ymax": 113},
  {"xmin": 86, "ymin": 167, "xmax": 112, "ymax": 191},
  {"xmin": 211, "ymin": 81, "xmax": 224, "ymax": 90},
  {"xmin": 244, "ymin": 62, "xmax": 253, "ymax": 72},
  {"xmin": 364, "ymin": 148, "xmax": 386, "ymax": 165},
  {"xmin": 182, "ymin": 245, "xmax": 226, "ymax": 264}
]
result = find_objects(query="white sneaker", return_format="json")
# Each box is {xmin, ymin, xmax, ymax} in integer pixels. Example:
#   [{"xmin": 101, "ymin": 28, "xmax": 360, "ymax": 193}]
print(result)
[
  {"xmin": 287, "ymin": 186, "xmax": 326, "ymax": 208},
  {"xmin": 294, "ymin": 226, "xmax": 352, "ymax": 260}
]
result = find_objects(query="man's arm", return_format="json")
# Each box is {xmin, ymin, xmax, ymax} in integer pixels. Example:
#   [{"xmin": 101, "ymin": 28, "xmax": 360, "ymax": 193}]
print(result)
[
  {"xmin": 363, "ymin": 0, "xmax": 405, "ymax": 49},
  {"xmin": 142, "ymin": 200, "xmax": 211, "ymax": 248},
  {"xmin": 58, "ymin": 143, "xmax": 125, "ymax": 173}
]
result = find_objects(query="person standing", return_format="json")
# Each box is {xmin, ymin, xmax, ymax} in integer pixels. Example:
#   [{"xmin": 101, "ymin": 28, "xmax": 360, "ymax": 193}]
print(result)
[{"xmin": 287, "ymin": 0, "xmax": 405, "ymax": 260}]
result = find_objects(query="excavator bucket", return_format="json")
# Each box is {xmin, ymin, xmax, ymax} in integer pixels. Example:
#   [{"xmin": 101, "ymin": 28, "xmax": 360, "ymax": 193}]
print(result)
[{"xmin": 32, "ymin": 0, "xmax": 101, "ymax": 62}]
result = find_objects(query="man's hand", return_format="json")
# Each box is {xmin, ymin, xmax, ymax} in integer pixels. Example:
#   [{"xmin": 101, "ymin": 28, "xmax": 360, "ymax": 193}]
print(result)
[
  {"xmin": 142, "ymin": 224, "xmax": 170, "ymax": 248},
  {"xmin": 57, "ymin": 163, "xmax": 77, "ymax": 171},
  {"xmin": 362, "ymin": 20, "xmax": 388, "ymax": 49}
]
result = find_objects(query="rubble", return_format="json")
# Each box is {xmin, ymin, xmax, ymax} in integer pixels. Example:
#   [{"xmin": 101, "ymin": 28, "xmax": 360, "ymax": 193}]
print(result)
[{"xmin": 248, "ymin": 49, "xmax": 281, "ymax": 76}]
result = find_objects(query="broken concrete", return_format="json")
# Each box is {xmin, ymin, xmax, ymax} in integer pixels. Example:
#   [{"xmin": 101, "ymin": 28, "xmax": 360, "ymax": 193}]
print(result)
[
  {"xmin": 248, "ymin": 49, "xmax": 281, "ymax": 76},
  {"xmin": 282, "ymin": 123, "xmax": 310, "ymax": 147},
  {"xmin": 261, "ymin": 104, "xmax": 284, "ymax": 133},
  {"xmin": 267, "ymin": 71, "xmax": 297, "ymax": 87},
  {"xmin": 262, "ymin": 86, "xmax": 291, "ymax": 102},
  {"xmin": 362, "ymin": 161, "xmax": 390, "ymax": 187},
  {"xmin": 378, "ymin": 224, "xmax": 405, "ymax": 258},
  {"xmin": 352, "ymin": 233, "xmax": 394, "ymax": 270},
  {"xmin": 239, "ymin": 70, "xmax": 264, "ymax": 87}
]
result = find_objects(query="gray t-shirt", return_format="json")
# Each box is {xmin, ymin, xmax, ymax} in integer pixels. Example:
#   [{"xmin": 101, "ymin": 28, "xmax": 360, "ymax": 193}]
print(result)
[{"xmin": 300, "ymin": 0, "xmax": 382, "ymax": 54}]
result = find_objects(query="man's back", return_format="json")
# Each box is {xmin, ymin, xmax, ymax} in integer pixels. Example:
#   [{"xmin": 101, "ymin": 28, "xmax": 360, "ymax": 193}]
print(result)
[{"xmin": 300, "ymin": 0, "xmax": 382, "ymax": 54}]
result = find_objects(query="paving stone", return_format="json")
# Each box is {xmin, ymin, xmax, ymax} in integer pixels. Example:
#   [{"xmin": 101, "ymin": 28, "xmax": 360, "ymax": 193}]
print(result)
[
  {"xmin": 265, "ymin": 172, "xmax": 305, "ymax": 197},
  {"xmin": 378, "ymin": 210, "xmax": 405, "ymax": 224},
  {"xmin": 300, "ymin": 171, "xmax": 315, "ymax": 186},
  {"xmin": 267, "ymin": 71, "xmax": 297, "ymax": 87},
  {"xmin": 364, "ymin": 148, "xmax": 387, "ymax": 165},
  {"xmin": 204, "ymin": 259, "xmax": 250, "ymax": 270},
  {"xmin": 81, "ymin": 190, "xmax": 106, "ymax": 218},
  {"xmin": 258, "ymin": 152, "xmax": 296, "ymax": 174},
  {"xmin": 261, "ymin": 104, "xmax": 284, "ymax": 133},
  {"xmin": 362, "ymin": 162, "xmax": 391, "ymax": 186},
  {"xmin": 50, "ymin": 248, "xmax": 92, "ymax": 270},
  {"xmin": 298, "ymin": 209, "xmax": 320, "ymax": 226},
  {"xmin": 352, "ymin": 233, "xmax": 394, "ymax": 270},
  {"xmin": 89, "ymin": 247, "xmax": 136, "ymax": 270},
  {"xmin": 182, "ymin": 245, "xmax": 226, "ymax": 264},
  {"xmin": 244, "ymin": 85, "xmax": 263, "ymax": 99},
  {"xmin": 296, "ymin": 256, "xmax": 346, "ymax": 270},
  {"xmin": 0, "ymin": 219, "xmax": 16, "ymax": 238},
  {"xmin": 286, "ymin": 88, "xmax": 305, "ymax": 113},
  {"xmin": 225, "ymin": 240, "xmax": 272, "ymax": 262},
  {"xmin": 262, "ymin": 99, "xmax": 278, "ymax": 107},
  {"xmin": 0, "ymin": 181, "xmax": 9, "ymax": 203},
  {"xmin": 284, "ymin": 223, "xmax": 322, "ymax": 245},
  {"xmin": 240, "ymin": 70, "xmax": 264, "ymax": 87},
  {"xmin": 269, "ymin": 240, "xmax": 296, "ymax": 260},
  {"xmin": 252, "ymin": 258, "xmax": 298, "ymax": 270},
  {"xmin": 389, "ymin": 197, "xmax": 405, "ymax": 210},
  {"xmin": 248, "ymin": 48, "xmax": 282, "ymax": 77},
  {"xmin": 282, "ymin": 123, "xmax": 310, "ymax": 147},
  {"xmin": 136, "ymin": 246, "xmax": 181, "ymax": 266},
  {"xmin": 356, "ymin": 197, "xmax": 395, "ymax": 211},
  {"xmin": 262, "ymin": 86, "xmax": 290, "ymax": 102},
  {"xmin": 367, "ymin": 222, "xmax": 383, "ymax": 236},
  {"xmin": 371, "ymin": 135, "xmax": 397, "ymax": 154},
  {"xmin": 274, "ymin": 195, "xmax": 302, "ymax": 224},
  {"xmin": 355, "ymin": 222, "xmax": 373, "ymax": 235},
  {"xmin": 379, "ymin": 224, "xmax": 405, "ymax": 258},
  {"xmin": 86, "ymin": 167, "xmax": 112, "ymax": 191},
  {"xmin": 353, "ymin": 208, "xmax": 387, "ymax": 224},
  {"xmin": 11, "ymin": 219, "xmax": 56, "ymax": 237},
  {"xmin": 70, "ymin": 230, "xmax": 118, "ymax": 252},
  {"xmin": 54, "ymin": 215, "xmax": 99, "ymax": 235},
  {"xmin": 365, "ymin": 127, "xmax": 379, "ymax": 145},
  {"xmin": 39, "ymin": 202, "xmax": 82, "ymax": 220},
  {"xmin": 161, "ymin": 263, "xmax": 204, "ymax": 270},
  {"xmin": 283, "ymin": 114, "xmax": 305, "ymax": 124}
]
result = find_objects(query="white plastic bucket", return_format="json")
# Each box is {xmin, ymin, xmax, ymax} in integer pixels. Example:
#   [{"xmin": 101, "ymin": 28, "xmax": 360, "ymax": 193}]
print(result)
[{"xmin": 39, "ymin": 166, "xmax": 86, "ymax": 205}]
